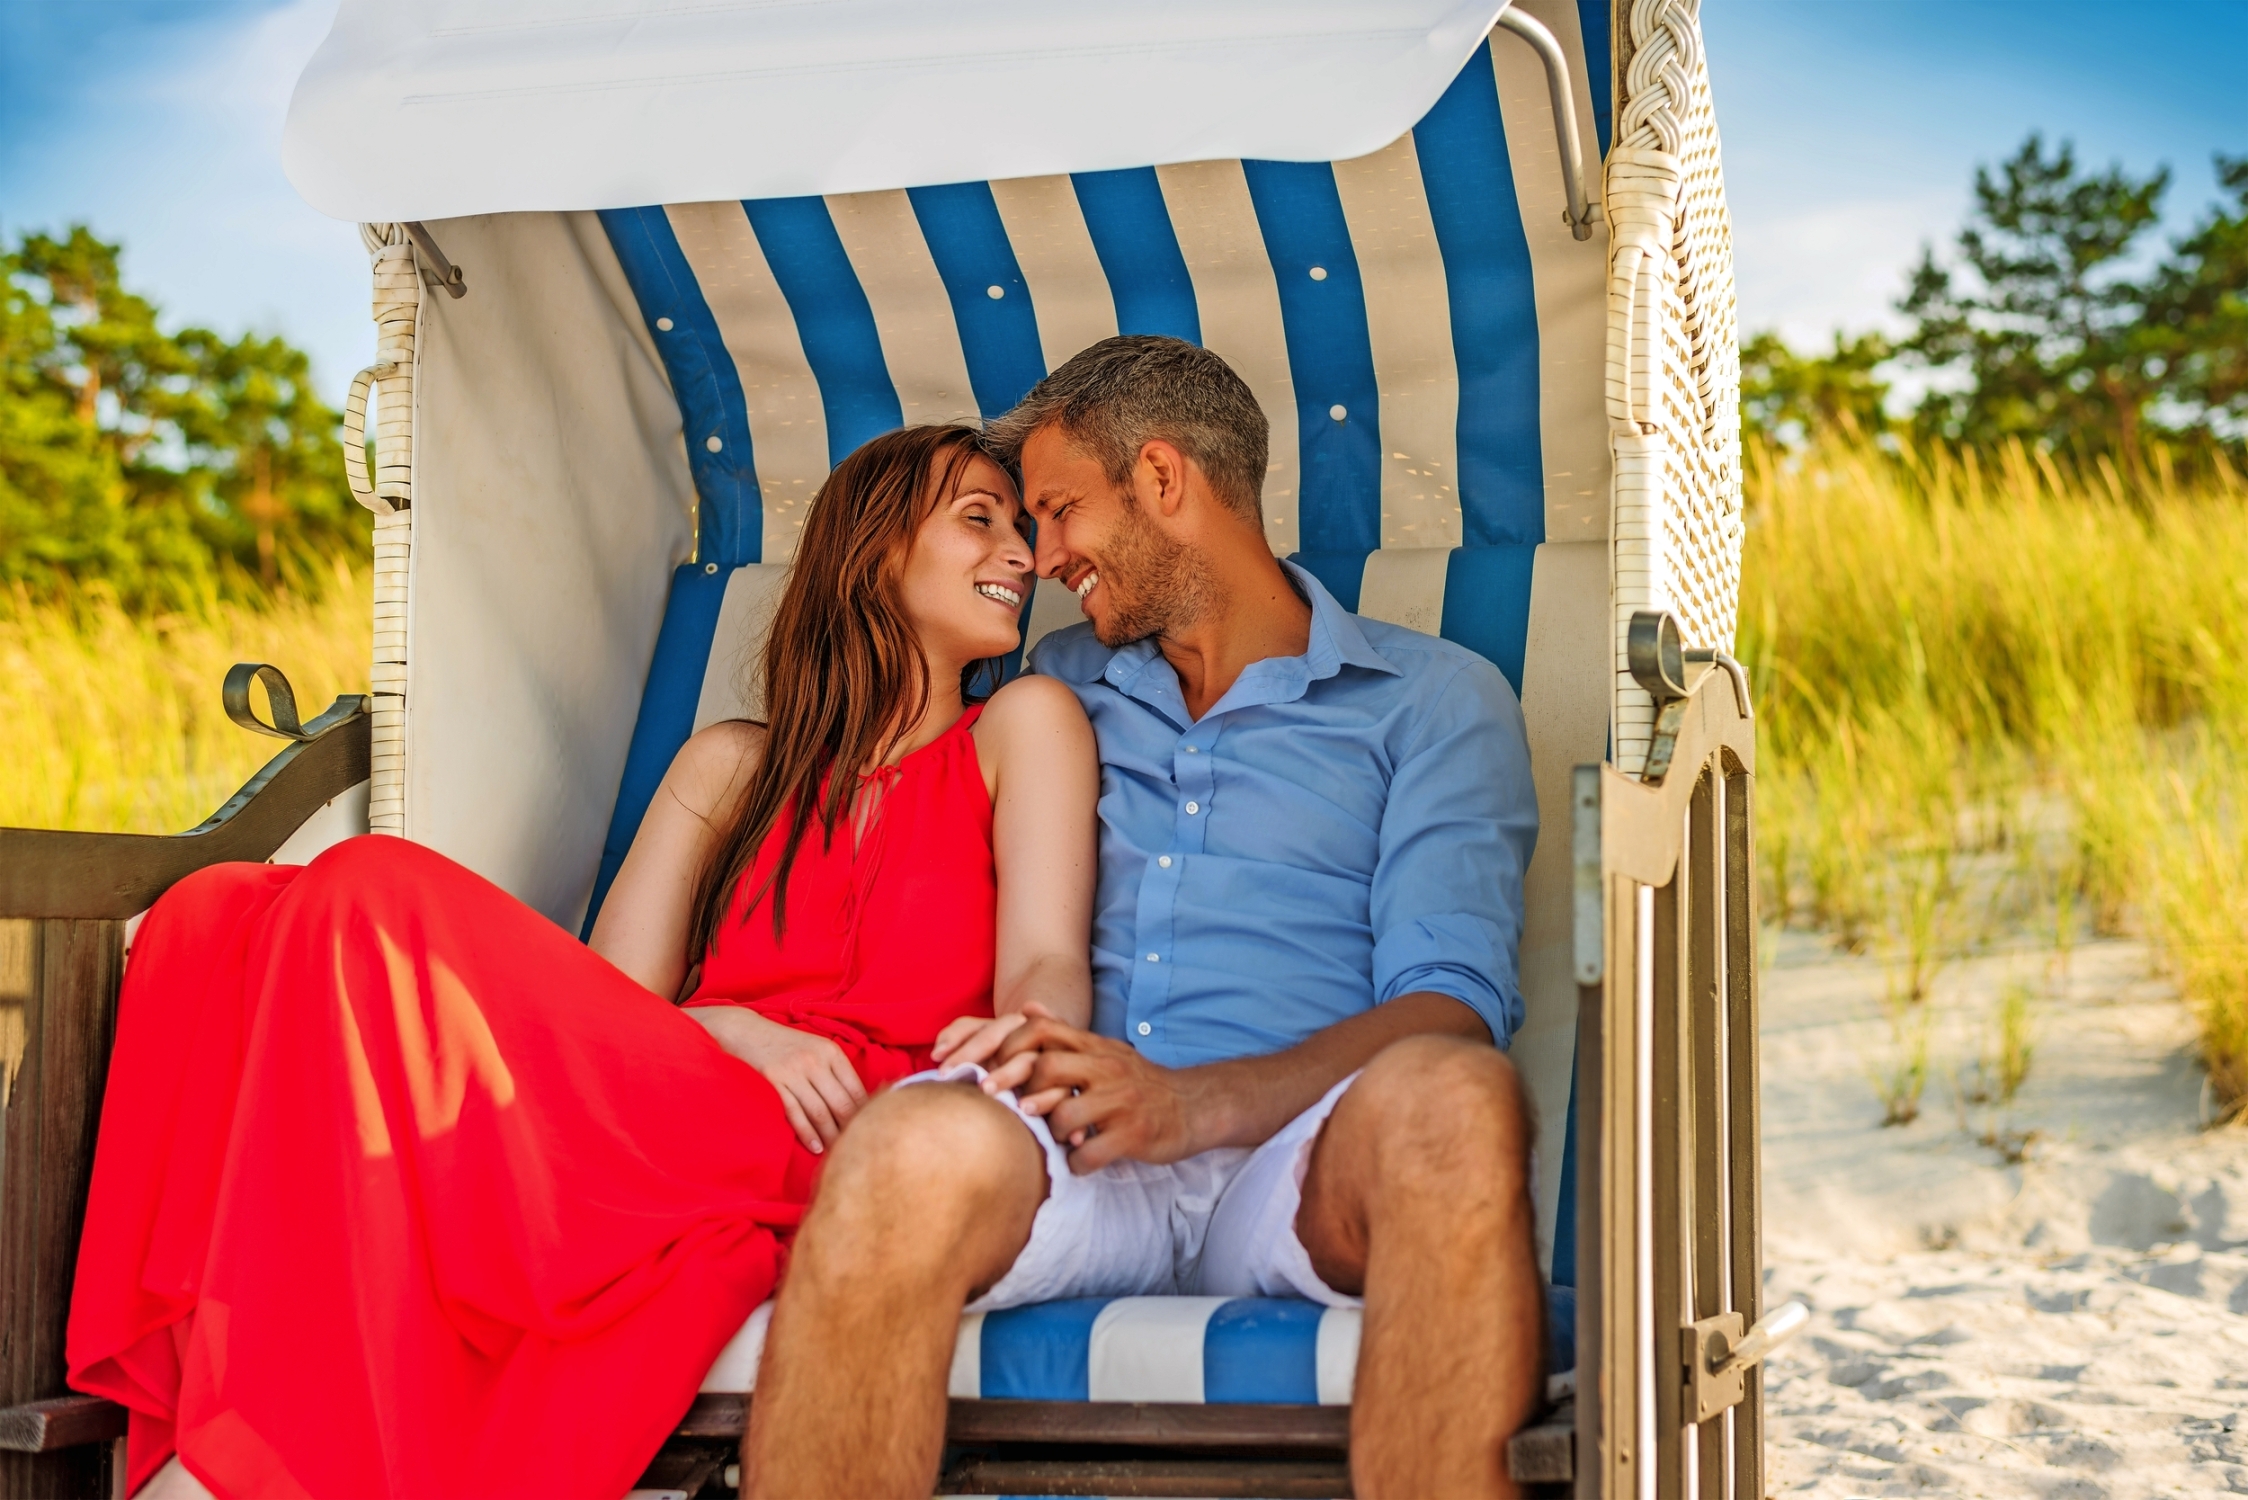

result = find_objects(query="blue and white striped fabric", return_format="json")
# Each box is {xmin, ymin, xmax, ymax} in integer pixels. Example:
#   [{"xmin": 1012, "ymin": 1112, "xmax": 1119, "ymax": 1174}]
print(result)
[
  {"xmin": 580, "ymin": 12, "xmax": 1613, "ymax": 932},
  {"xmin": 701, "ymin": 1289, "xmax": 1577, "ymax": 1402},
  {"xmin": 584, "ymin": 5, "xmax": 1612, "ymax": 1318}
]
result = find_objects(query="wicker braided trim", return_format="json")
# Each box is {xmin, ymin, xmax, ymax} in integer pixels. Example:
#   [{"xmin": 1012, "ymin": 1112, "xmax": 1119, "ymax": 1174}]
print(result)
[
  {"xmin": 357, "ymin": 223, "xmax": 420, "ymax": 836},
  {"xmin": 1606, "ymin": 0, "xmax": 1743, "ymax": 775}
]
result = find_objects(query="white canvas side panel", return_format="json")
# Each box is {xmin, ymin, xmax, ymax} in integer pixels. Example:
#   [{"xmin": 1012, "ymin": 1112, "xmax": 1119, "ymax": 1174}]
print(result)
[
  {"xmin": 1495, "ymin": 0, "xmax": 1611, "ymax": 544},
  {"xmin": 407, "ymin": 210, "xmax": 695, "ymax": 926},
  {"xmin": 267, "ymin": 780, "xmax": 372, "ymax": 866},
  {"xmin": 1514, "ymin": 539, "xmax": 1608, "ymax": 1272}
]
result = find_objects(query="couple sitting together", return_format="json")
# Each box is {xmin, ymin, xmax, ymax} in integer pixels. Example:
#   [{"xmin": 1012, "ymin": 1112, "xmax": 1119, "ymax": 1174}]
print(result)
[{"xmin": 71, "ymin": 336, "xmax": 1545, "ymax": 1498}]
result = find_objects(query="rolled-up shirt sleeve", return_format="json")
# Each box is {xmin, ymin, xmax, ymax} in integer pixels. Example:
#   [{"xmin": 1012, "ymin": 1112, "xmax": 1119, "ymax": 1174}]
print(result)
[{"xmin": 1368, "ymin": 657, "xmax": 1539, "ymax": 1047}]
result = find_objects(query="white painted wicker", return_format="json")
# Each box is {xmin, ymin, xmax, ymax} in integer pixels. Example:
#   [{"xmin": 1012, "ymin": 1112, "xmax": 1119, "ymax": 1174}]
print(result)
[
  {"xmin": 1605, "ymin": 0, "xmax": 1743, "ymax": 775},
  {"xmin": 343, "ymin": 223, "xmax": 420, "ymax": 836}
]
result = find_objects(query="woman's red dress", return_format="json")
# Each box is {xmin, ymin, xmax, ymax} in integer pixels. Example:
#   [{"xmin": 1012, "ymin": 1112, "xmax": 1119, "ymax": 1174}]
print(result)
[{"xmin": 67, "ymin": 708, "xmax": 994, "ymax": 1499}]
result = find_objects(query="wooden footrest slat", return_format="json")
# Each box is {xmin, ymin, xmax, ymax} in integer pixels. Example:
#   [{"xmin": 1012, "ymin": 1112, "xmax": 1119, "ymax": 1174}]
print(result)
[
  {"xmin": 936, "ymin": 1454, "xmax": 1353, "ymax": 1498},
  {"xmin": 5, "ymin": 1391, "xmax": 1573, "ymax": 1488},
  {"xmin": 0, "ymin": 1394, "xmax": 128, "ymax": 1454},
  {"xmin": 1505, "ymin": 1399, "xmax": 1576, "ymax": 1484},
  {"xmin": 678, "ymin": 1393, "xmax": 1351, "ymax": 1450}
]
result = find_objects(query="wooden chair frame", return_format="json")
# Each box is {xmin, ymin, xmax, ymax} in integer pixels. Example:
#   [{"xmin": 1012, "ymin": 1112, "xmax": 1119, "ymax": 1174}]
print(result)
[
  {"xmin": 0, "ymin": 606, "xmax": 1772, "ymax": 1498},
  {"xmin": 1571, "ymin": 613, "xmax": 1771, "ymax": 1500}
]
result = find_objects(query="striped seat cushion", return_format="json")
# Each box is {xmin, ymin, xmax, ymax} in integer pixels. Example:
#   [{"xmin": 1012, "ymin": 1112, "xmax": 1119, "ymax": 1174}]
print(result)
[{"xmin": 702, "ymin": 1289, "xmax": 1577, "ymax": 1402}]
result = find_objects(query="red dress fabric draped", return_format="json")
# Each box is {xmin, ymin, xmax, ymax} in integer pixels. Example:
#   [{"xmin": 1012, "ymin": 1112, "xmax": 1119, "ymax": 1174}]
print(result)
[{"xmin": 67, "ymin": 708, "xmax": 994, "ymax": 1499}]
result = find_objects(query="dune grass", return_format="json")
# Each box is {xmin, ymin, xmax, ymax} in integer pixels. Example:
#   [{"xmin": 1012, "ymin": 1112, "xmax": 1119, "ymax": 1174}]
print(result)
[
  {"xmin": 1739, "ymin": 437, "xmax": 2248, "ymax": 1118},
  {"xmin": 6, "ymin": 437, "xmax": 2246, "ymax": 1112},
  {"xmin": 0, "ymin": 563, "xmax": 370, "ymax": 835}
]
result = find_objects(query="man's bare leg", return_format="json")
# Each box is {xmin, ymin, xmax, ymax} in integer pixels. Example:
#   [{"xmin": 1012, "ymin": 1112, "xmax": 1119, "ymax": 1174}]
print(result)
[
  {"xmin": 1295, "ymin": 1034, "xmax": 1544, "ymax": 1498},
  {"xmin": 745, "ymin": 1083, "xmax": 1045, "ymax": 1498}
]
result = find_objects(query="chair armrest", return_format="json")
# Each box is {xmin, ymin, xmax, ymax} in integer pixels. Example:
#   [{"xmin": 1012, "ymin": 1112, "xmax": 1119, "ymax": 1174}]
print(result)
[{"xmin": 0, "ymin": 693, "xmax": 370, "ymax": 920}]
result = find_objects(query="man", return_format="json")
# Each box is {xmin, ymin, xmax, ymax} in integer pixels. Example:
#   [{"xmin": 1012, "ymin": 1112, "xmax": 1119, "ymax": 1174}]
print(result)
[{"xmin": 745, "ymin": 336, "xmax": 1544, "ymax": 1497}]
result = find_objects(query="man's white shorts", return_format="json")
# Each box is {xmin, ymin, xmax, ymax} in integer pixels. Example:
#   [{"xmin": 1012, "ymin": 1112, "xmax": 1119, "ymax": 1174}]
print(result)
[{"xmin": 896, "ymin": 1067, "xmax": 1363, "ymax": 1313}]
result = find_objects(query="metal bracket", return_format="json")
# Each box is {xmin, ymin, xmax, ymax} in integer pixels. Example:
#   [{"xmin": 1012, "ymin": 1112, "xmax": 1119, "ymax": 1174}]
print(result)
[
  {"xmin": 1627, "ymin": 610, "xmax": 1691, "ymax": 704},
  {"xmin": 1628, "ymin": 610, "xmax": 1695, "ymax": 784},
  {"xmin": 1628, "ymin": 612, "xmax": 1754, "ymax": 784},
  {"xmin": 1684, "ymin": 1301, "xmax": 1809, "ymax": 1423},
  {"xmin": 403, "ymin": 220, "xmax": 467, "ymax": 298},
  {"xmin": 1683, "ymin": 1313, "xmax": 1747, "ymax": 1422},
  {"xmin": 1494, "ymin": 4, "xmax": 1600, "ymax": 240}
]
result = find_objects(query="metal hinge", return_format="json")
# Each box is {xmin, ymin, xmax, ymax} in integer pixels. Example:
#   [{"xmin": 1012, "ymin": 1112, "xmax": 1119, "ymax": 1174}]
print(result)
[{"xmin": 1683, "ymin": 1301, "xmax": 1809, "ymax": 1422}]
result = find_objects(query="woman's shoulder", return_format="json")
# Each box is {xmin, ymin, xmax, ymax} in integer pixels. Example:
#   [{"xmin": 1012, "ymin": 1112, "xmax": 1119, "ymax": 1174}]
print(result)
[
  {"xmin": 665, "ymin": 720, "xmax": 767, "ymax": 820},
  {"xmin": 975, "ymin": 673, "xmax": 1089, "ymax": 737},
  {"xmin": 970, "ymin": 675, "xmax": 1094, "ymax": 788}
]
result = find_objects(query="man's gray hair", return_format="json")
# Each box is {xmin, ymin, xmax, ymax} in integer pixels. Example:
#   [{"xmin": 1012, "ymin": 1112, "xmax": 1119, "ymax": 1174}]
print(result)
[{"xmin": 983, "ymin": 335, "xmax": 1270, "ymax": 524}]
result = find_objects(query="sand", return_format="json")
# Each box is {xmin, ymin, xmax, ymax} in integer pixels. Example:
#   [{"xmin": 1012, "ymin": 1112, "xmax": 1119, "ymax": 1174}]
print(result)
[{"xmin": 1760, "ymin": 934, "xmax": 2248, "ymax": 1496}]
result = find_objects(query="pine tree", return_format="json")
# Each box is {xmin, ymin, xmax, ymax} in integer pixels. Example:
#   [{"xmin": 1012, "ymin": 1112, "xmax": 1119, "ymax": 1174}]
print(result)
[{"xmin": 0, "ymin": 225, "xmax": 362, "ymax": 607}]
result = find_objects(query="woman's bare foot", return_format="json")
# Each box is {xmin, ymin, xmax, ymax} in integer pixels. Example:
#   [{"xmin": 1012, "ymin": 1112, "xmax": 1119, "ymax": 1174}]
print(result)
[{"xmin": 139, "ymin": 1458, "xmax": 214, "ymax": 1500}]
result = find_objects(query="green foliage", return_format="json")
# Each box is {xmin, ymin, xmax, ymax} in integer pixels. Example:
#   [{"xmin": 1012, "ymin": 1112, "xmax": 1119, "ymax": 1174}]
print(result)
[
  {"xmin": 0, "ymin": 225, "xmax": 364, "ymax": 610},
  {"xmin": 1750, "ymin": 135, "xmax": 2247, "ymax": 465},
  {"xmin": 1900, "ymin": 135, "xmax": 2172, "ymax": 462},
  {"xmin": 2146, "ymin": 155, "xmax": 2248, "ymax": 441},
  {"xmin": 1740, "ymin": 330, "xmax": 1894, "ymax": 449}
]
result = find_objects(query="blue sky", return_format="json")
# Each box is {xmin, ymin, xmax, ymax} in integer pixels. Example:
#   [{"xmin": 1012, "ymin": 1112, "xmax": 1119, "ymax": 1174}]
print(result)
[{"xmin": 5, "ymin": 0, "xmax": 2246, "ymax": 396}]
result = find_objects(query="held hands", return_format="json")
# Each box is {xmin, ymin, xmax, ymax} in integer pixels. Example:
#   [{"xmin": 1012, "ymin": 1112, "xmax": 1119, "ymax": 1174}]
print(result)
[
  {"xmin": 979, "ymin": 1003, "xmax": 1203, "ymax": 1173},
  {"xmin": 929, "ymin": 1011, "xmax": 1031, "ymax": 1071},
  {"xmin": 684, "ymin": 1007, "xmax": 867, "ymax": 1154}
]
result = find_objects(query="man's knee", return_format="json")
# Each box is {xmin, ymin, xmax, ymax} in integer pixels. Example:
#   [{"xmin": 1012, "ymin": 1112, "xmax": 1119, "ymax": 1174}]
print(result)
[
  {"xmin": 1344, "ymin": 1035, "xmax": 1532, "ymax": 1186},
  {"xmin": 812, "ymin": 1084, "xmax": 1044, "ymax": 1251}
]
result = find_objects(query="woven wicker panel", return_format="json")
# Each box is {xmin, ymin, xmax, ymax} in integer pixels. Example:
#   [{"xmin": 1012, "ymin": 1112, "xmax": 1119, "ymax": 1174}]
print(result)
[
  {"xmin": 1605, "ymin": 0, "xmax": 1742, "ymax": 774},
  {"xmin": 359, "ymin": 224, "xmax": 420, "ymax": 835}
]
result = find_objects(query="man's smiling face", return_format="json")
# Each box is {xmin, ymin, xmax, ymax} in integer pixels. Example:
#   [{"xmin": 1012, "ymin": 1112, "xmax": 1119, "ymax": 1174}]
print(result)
[{"xmin": 1020, "ymin": 424, "xmax": 1207, "ymax": 648}]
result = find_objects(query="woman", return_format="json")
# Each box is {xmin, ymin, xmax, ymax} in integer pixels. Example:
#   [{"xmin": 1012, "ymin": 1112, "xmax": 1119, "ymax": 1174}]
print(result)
[{"xmin": 67, "ymin": 425, "xmax": 1096, "ymax": 1499}]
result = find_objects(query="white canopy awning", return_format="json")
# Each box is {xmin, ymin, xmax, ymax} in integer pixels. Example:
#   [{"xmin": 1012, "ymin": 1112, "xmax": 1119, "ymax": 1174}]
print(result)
[{"xmin": 283, "ymin": 0, "xmax": 1512, "ymax": 222}]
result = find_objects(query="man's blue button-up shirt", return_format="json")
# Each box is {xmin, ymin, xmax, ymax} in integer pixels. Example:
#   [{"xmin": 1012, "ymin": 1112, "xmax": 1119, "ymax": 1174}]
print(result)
[{"xmin": 1026, "ymin": 562, "xmax": 1537, "ymax": 1067}]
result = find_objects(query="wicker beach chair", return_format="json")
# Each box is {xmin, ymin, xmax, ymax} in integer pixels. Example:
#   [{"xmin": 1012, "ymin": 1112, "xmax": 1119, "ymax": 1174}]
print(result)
[{"xmin": 0, "ymin": 3, "xmax": 1797, "ymax": 1494}]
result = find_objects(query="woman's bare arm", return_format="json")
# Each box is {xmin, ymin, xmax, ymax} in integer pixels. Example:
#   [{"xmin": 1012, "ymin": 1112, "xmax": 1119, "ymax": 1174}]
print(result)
[
  {"xmin": 589, "ymin": 720, "xmax": 764, "ymax": 999},
  {"xmin": 589, "ymin": 721, "xmax": 867, "ymax": 1152},
  {"xmin": 937, "ymin": 676, "xmax": 1096, "ymax": 1067}
]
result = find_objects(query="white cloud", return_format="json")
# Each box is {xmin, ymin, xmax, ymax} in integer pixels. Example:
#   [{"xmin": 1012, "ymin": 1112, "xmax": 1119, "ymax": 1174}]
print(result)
[{"xmin": 1731, "ymin": 189, "xmax": 1962, "ymax": 347}]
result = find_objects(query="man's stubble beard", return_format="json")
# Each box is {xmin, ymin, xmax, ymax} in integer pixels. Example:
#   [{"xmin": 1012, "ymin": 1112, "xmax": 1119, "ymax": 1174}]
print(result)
[{"xmin": 1089, "ymin": 496, "xmax": 1218, "ymax": 649}]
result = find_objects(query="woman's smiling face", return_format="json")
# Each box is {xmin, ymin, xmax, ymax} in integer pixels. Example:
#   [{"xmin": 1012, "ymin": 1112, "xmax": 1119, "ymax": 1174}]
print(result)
[{"xmin": 895, "ymin": 451, "xmax": 1036, "ymax": 673}]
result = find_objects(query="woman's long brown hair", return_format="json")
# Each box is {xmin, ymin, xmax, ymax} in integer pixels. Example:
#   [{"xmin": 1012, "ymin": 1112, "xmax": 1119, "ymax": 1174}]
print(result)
[{"xmin": 685, "ymin": 424, "xmax": 1007, "ymax": 962}]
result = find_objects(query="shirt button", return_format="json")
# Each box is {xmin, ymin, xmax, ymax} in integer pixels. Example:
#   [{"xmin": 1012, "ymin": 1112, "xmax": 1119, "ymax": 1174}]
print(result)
[
  {"xmin": 1184, "ymin": 745, "xmax": 1198, "ymax": 753},
  {"xmin": 1146, "ymin": 952, "xmax": 1160, "ymax": 962},
  {"xmin": 1184, "ymin": 801, "xmax": 1199, "ymax": 815},
  {"xmin": 1158, "ymin": 855, "xmax": 1172, "ymax": 869},
  {"xmin": 1137, "ymin": 1022, "xmax": 1152, "ymax": 1036}
]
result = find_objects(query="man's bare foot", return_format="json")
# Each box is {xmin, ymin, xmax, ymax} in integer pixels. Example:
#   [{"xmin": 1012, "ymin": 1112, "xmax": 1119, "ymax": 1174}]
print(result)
[{"xmin": 139, "ymin": 1458, "xmax": 214, "ymax": 1500}]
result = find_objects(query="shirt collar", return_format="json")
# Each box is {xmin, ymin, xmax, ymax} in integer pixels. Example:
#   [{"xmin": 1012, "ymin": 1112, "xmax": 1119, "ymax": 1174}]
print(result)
[
  {"xmin": 1089, "ymin": 559, "xmax": 1401, "ymax": 720},
  {"xmin": 1292, "ymin": 560, "xmax": 1403, "ymax": 680}
]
